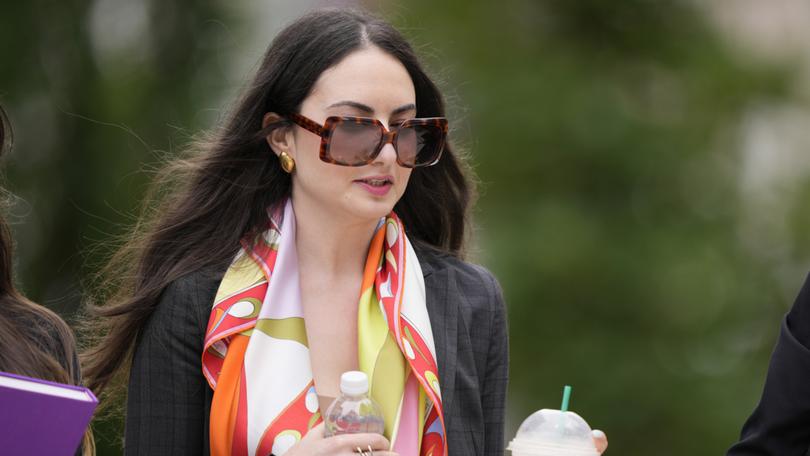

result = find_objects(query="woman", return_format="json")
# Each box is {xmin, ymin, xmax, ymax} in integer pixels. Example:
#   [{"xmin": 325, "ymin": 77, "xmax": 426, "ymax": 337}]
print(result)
[
  {"xmin": 83, "ymin": 9, "xmax": 606, "ymax": 456},
  {"xmin": 0, "ymin": 106, "xmax": 92, "ymax": 455},
  {"xmin": 728, "ymin": 274, "xmax": 810, "ymax": 455}
]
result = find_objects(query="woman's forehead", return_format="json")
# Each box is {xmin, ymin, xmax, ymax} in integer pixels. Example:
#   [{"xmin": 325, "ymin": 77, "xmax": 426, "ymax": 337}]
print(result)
[{"xmin": 306, "ymin": 46, "xmax": 416, "ymax": 115}]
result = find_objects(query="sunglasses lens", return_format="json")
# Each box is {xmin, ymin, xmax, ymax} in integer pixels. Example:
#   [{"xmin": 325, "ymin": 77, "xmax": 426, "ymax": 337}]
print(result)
[
  {"xmin": 396, "ymin": 124, "xmax": 444, "ymax": 167},
  {"xmin": 329, "ymin": 121, "xmax": 381, "ymax": 165},
  {"xmin": 321, "ymin": 118, "xmax": 446, "ymax": 167}
]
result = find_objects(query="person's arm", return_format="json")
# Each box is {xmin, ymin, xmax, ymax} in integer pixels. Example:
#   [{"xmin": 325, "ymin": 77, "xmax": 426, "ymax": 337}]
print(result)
[
  {"xmin": 476, "ymin": 267, "xmax": 509, "ymax": 456},
  {"xmin": 125, "ymin": 272, "xmax": 214, "ymax": 455},
  {"xmin": 728, "ymin": 274, "xmax": 810, "ymax": 456}
]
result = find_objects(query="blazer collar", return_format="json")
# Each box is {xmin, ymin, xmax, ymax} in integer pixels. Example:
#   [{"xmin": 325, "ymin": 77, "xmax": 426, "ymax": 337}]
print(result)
[
  {"xmin": 414, "ymin": 243, "xmax": 458, "ymax": 421},
  {"xmin": 411, "ymin": 240, "xmax": 442, "ymax": 278}
]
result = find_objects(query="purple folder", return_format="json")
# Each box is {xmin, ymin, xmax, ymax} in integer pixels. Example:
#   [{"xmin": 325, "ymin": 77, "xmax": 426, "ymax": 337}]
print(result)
[{"xmin": 0, "ymin": 370, "xmax": 97, "ymax": 456}]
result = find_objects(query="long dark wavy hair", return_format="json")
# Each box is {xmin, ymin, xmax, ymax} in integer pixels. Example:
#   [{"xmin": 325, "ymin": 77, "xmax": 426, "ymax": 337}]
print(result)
[
  {"xmin": 1, "ymin": 106, "xmax": 95, "ymax": 454},
  {"xmin": 82, "ymin": 8, "xmax": 475, "ymax": 400},
  {"xmin": 0, "ymin": 105, "xmax": 78, "ymax": 384}
]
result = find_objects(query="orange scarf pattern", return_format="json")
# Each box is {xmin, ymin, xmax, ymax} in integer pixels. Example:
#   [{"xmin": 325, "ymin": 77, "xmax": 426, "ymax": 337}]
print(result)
[{"xmin": 201, "ymin": 200, "xmax": 446, "ymax": 455}]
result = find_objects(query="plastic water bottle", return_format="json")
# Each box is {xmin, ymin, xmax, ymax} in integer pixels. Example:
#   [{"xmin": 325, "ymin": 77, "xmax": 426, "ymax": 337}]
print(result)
[{"xmin": 323, "ymin": 371, "xmax": 385, "ymax": 437}]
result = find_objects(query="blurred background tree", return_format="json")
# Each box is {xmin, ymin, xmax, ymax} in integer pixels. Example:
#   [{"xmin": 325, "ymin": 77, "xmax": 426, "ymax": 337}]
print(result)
[{"xmin": 3, "ymin": 0, "xmax": 810, "ymax": 454}]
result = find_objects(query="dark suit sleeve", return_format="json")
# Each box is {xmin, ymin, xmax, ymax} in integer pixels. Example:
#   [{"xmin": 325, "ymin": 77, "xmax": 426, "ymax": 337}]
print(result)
[
  {"xmin": 125, "ymin": 273, "xmax": 213, "ymax": 455},
  {"xmin": 728, "ymin": 273, "xmax": 810, "ymax": 456},
  {"xmin": 477, "ymin": 267, "xmax": 509, "ymax": 456}
]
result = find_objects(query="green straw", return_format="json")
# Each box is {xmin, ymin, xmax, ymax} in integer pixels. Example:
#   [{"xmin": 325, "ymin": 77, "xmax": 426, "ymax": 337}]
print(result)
[{"xmin": 560, "ymin": 385, "xmax": 572, "ymax": 412}]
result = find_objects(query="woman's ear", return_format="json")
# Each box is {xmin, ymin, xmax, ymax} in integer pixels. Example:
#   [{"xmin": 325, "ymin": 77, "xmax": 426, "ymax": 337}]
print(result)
[{"xmin": 262, "ymin": 112, "xmax": 293, "ymax": 158}]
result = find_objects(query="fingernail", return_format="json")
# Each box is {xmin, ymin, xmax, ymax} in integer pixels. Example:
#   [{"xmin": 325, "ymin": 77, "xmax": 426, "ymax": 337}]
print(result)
[{"xmin": 592, "ymin": 429, "xmax": 606, "ymax": 439}]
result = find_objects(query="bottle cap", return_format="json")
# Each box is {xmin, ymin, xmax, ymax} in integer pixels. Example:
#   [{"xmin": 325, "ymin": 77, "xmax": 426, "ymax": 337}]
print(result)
[{"xmin": 340, "ymin": 371, "xmax": 369, "ymax": 396}]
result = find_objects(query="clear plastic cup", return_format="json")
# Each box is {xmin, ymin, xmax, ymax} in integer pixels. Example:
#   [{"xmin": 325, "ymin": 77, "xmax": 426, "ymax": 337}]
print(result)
[{"xmin": 507, "ymin": 408, "xmax": 599, "ymax": 456}]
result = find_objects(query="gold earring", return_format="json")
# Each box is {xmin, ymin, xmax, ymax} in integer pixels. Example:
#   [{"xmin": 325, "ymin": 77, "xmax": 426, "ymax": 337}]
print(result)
[{"xmin": 279, "ymin": 151, "xmax": 295, "ymax": 173}]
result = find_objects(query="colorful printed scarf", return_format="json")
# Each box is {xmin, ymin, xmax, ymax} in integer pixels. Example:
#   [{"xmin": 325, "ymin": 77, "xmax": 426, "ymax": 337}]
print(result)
[{"xmin": 202, "ymin": 200, "xmax": 446, "ymax": 456}]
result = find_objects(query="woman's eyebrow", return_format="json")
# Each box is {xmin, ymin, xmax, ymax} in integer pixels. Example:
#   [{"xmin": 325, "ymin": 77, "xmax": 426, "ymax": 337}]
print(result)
[
  {"xmin": 327, "ymin": 100, "xmax": 374, "ymax": 113},
  {"xmin": 327, "ymin": 101, "xmax": 417, "ymax": 116},
  {"xmin": 391, "ymin": 103, "xmax": 417, "ymax": 116}
]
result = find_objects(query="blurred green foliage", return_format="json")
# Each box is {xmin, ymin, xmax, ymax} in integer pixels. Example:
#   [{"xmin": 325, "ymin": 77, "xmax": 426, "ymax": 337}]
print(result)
[{"xmin": 2, "ymin": 0, "xmax": 809, "ymax": 454}]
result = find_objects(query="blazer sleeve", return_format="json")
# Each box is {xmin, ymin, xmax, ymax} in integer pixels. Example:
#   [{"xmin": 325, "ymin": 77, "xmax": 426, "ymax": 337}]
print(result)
[
  {"xmin": 476, "ymin": 266, "xmax": 510, "ymax": 456},
  {"xmin": 728, "ymin": 273, "xmax": 810, "ymax": 456},
  {"xmin": 125, "ymin": 272, "xmax": 214, "ymax": 455}
]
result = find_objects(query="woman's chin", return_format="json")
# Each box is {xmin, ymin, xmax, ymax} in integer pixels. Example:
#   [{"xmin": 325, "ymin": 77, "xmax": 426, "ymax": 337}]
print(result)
[{"xmin": 342, "ymin": 196, "xmax": 398, "ymax": 222}]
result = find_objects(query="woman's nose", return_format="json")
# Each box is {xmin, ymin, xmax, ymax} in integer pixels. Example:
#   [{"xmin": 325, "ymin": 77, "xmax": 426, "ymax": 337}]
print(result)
[{"xmin": 374, "ymin": 141, "xmax": 398, "ymax": 166}]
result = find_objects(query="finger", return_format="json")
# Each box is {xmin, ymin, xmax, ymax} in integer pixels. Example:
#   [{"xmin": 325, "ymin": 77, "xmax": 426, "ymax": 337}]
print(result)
[
  {"xmin": 302, "ymin": 422, "xmax": 325, "ymax": 441},
  {"xmin": 332, "ymin": 447, "xmax": 398, "ymax": 456},
  {"xmin": 345, "ymin": 452, "xmax": 399, "ymax": 456},
  {"xmin": 330, "ymin": 432, "xmax": 391, "ymax": 451},
  {"xmin": 362, "ymin": 448, "xmax": 399, "ymax": 455},
  {"xmin": 592, "ymin": 429, "xmax": 608, "ymax": 453},
  {"xmin": 336, "ymin": 450, "xmax": 400, "ymax": 456}
]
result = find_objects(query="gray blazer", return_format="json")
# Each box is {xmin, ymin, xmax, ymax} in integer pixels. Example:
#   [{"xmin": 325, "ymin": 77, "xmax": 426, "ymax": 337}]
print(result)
[{"xmin": 125, "ymin": 242, "xmax": 509, "ymax": 455}]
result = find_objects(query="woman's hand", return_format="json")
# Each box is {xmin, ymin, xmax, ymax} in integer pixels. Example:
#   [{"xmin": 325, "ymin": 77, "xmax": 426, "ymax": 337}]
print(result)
[
  {"xmin": 593, "ymin": 429, "xmax": 608, "ymax": 454},
  {"xmin": 284, "ymin": 422, "xmax": 400, "ymax": 456}
]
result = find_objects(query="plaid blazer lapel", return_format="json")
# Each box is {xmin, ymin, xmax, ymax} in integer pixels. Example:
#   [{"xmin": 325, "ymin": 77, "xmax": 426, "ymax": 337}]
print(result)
[{"xmin": 422, "ymin": 256, "xmax": 458, "ymax": 429}]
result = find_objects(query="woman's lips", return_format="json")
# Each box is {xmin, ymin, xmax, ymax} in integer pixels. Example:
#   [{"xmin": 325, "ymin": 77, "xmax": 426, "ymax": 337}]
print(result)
[{"xmin": 354, "ymin": 176, "xmax": 393, "ymax": 196}]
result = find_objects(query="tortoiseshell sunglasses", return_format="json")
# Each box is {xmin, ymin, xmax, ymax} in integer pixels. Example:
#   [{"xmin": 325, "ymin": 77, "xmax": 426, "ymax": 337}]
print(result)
[{"xmin": 286, "ymin": 113, "xmax": 448, "ymax": 168}]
